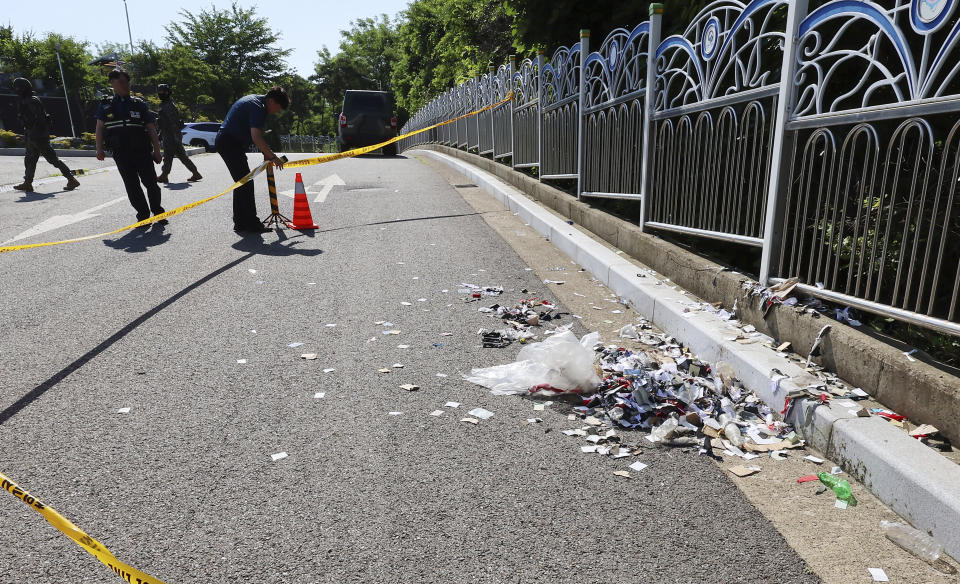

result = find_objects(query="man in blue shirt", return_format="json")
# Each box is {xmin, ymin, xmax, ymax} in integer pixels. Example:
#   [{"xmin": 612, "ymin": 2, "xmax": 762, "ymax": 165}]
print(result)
[
  {"xmin": 216, "ymin": 87, "xmax": 288, "ymax": 233},
  {"xmin": 95, "ymin": 69, "xmax": 166, "ymax": 225}
]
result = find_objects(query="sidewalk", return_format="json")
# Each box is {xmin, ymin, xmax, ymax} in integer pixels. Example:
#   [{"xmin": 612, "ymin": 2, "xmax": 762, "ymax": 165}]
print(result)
[{"xmin": 414, "ymin": 146, "xmax": 960, "ymax": 562}]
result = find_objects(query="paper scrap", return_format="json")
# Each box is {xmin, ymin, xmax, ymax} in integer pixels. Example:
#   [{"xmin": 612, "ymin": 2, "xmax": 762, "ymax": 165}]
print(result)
[
  {"xmin": 288, "ymin": 342, "xmax": 304, "ymax": 348},
  {"xmin": 271, "ymin": 452, "xmax": 288, "ymax": 461},
  {"xmin": 468, "ymin": 407, "xmax": 494, "ymax": 420},
  {"xmin": 301, "ymin": 353, "xmax": 318, "ymax": 360},
  {"xmin": 117, "ymin": 407, "xmax": 130, "ymax": 414},
  {"xmin": 400, "ymin": 384, "xmax": 420, "ymax": 392},
  {"xmin": 326, "ymin": 323, "xmax": 337, "ymax": 328},
  {"xmin": 728, "ymin": 465, "xmax": 760, "ymax": 477},
  {"xmin": 581, "ymin": 445, "xmax": 598, "ymax": 453},
  {"xmin": 445, "ymin": 402, "xmax": 460, "ymax": 408},
  {"xmin": 323, "ymin": 368, "xmax": 336, "ymax": 373},
  {"xmin": 804, "ymin": 455, "xmax": 825, "ymax": 464},
  {"xmin": 236, "ymin": 359, "xmax": 247, "ymax": 364},
  {"xmin": 436, "ymin": 373, "xmax": 448, "ymax": 378},
  {"xmin": 835, "ymin": 499, "xmax": 849, "ymax": 510},
  {"xmin": 392, "ymin": 363, "xmax": 404, "ymax": 368},
  {"xmin": 388, "ymin": 411, "xmax": 403, "ymax": 416},
  {"xmin": 430, "ymin": 410, "xmax": 444, "ymax": 417},
  {"xmin": 378, "ymin": 368, "xmax": 391, "ymax": 373},
  {"xmin": 397, "ymin": 344, "xmax": 411, "ymax": 349},
  {"xmin": 628, "ymin": 461, "xmax": 648, "ymax": 472},
  {"xmin": 868, "ymin": 568, "xmax": 888, "ymax": 582},
  {"xmin": 461, "ymin": 417, "xmax": 479, "ymax": 425},
  {"xmin": 401, "ymin": 302, "xmax": 412, "ymax": 306},
  {"xmin": 613, "ymin": 470, "xmax": 632, "ymax": 479},
  {"xmin": 533, "ymin": 404, "xmax": 545, "ymax": 411},
  {"xmin": 314, "ymin": 392, "xmax": 325, "ymax": 399}
]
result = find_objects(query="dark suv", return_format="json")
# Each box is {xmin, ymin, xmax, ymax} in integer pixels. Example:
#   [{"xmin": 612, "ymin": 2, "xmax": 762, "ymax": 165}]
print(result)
[{"xmin": 337, "ymin": 90, "xmax": 397, "ymax": 155}]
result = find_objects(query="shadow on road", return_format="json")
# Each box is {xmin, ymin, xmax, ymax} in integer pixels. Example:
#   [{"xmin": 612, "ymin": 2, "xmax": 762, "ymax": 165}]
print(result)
[
  {"xmin": 13, "ymin": 191, "xmax": 57, "ymax": 202},
  {"xmin": 103, "ymin": 223, "xmax": 171, "ymax": 253},
  {"xmin": 0, "ymin": 252, "xmax": 258, "ymax": 426},
  {"xmin": 317, "ymin": 211, "xmax": 480, "ymax": 235},
  {"xmin": 231, "ymin": 230, "xmax": 323, "ymax": 256}
]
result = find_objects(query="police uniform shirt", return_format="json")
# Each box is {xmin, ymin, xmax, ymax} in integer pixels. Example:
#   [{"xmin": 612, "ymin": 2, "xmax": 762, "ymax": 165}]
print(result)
[
  {"xmin": 219, "ymin": 94, "xmax": 267, "ymax": 147},
  {"xmin": 95, "ymin": 95, "xmax": 155, "ymax": 152}
]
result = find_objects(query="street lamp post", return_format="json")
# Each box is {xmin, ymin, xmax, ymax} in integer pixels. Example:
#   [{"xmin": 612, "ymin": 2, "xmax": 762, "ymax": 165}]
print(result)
[
  {"xmin": 55, "ymin": 43, "xmax": 77, "ymax": 138},
  {"xmin": 123, "ymin": 0, "xmax": 135, "ymax": 57}
]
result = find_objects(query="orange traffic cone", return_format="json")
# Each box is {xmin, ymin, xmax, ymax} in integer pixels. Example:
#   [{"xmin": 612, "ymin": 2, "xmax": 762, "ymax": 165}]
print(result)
[{"xmin": 286, "ymin": 173, "xmax": 319, "ymax": 230}]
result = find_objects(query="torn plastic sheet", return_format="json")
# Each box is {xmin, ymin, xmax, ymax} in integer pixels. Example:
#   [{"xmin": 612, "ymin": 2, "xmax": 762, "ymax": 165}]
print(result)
[{"xmin": 464, "ymin": 329, "xmax": 602, "ymax": 395}]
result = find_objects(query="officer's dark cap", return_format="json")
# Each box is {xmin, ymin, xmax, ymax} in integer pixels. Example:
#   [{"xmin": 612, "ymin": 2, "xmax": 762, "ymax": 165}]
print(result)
[
  {"xmin": 157, "ymin": 83, "xmax": 170, "ymax": 92},
  {"xmin": 13, "ymin": 78, "xmax": 32, "ymax": 92},
  {"xmin": 108, "ymin": 69, "xmax": 131, "ymax": 81}
]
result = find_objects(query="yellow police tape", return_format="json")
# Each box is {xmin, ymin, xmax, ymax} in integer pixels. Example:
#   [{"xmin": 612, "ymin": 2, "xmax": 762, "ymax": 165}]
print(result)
[
  {"xmin": 2, "ymin": 471, "xmax": 169, "ymax": 584},
  {"xmin": 0, "ymin": 93, "xmax": 513, "ymax": 255}
]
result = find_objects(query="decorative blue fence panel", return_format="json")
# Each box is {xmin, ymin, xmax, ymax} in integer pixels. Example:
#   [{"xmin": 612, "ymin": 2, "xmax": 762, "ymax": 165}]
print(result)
[
  {"xmin": 512, "ymin": 57, "xmax": 540, "ymax": 168},
  {"xmin": 540, "ymin": 42, "xmax": 582, "ymax": 179}
]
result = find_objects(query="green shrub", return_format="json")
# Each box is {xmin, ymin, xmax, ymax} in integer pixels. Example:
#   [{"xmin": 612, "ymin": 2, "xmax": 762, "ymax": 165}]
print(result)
[
  {"xmin": 0, "ymin": 130, "xmax": 20, "ymax": 147},
  {"xmin": 80, "ymin": 132, "xmax": 96, "ymax": 146}
]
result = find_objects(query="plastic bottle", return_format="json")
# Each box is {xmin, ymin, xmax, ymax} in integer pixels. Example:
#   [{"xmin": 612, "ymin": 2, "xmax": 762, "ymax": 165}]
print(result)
[
  {"xmin": 718, "ymin": 412, "xmax": 744, "ymax": 447},
  {"xmin": 818, "ymin": 472, "xmax": 857, "ymax": 505},
  {"xmin": 880, "ymin": 520, "xmax": 943, "ymax": 563}
]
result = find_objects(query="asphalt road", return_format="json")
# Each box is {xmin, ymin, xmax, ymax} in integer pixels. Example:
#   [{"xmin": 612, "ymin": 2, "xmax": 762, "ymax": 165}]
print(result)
[{"xmin": 0, "ymin": 151, "xmax": 819, "ymax": 583}]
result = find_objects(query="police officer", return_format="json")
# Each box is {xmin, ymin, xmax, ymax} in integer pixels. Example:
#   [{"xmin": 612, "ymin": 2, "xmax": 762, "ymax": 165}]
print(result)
[
  {"xmin": 216, "ymin": 86, "xmax": 288, "ymax": 233},
  {"xmin": 95, "ymin": 70, "xmax": 166, "ymax": 224},
  {"xmin": 11, "ymin": 78, "xmax": 80, "ymax": 192},
  {"xmin": 155, "ymin": 83, "xmax": 202, "ymax": 183}
]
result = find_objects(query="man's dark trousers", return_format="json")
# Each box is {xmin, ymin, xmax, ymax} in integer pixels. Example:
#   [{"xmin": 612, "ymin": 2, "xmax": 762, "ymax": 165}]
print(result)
[
  {"xmin": 114, "ymin": 151, "xmax": 163, "ymax": 220},
  {"xmin": 215, "ymin": 132, "xmax": 259, "ymax": 228}
]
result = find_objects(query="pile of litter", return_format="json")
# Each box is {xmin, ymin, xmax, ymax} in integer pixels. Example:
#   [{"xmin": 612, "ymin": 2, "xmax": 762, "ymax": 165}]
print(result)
[
  {"xmin": 476, "ymin": 297, "xmax": 566, "ymax": 348},
  {"xmin": 465, "ymin": 327, "xmax": 807, "ymax": 462}
]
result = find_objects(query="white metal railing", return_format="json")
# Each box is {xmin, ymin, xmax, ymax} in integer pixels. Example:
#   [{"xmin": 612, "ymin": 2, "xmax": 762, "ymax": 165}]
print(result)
[{"xmin": 398, "ymin": 0, "xmax": 960, "ymax": 336}]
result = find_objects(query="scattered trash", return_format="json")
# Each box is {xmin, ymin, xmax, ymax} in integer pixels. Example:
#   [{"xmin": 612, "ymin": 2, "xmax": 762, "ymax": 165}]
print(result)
[
  {"xmin": 881, "ymin": 520, "xmax": 944, "ymax": 564},
  {"xmin": 301, "ymin": 354, "xmax": 318, "ymax": 360},
  {"xmin": 400, "ymin": 384, "xmax": 420, "ymax": 392},
  {"xmin": 526, "ymin": 418, "xmax": 542, "ymax": 424},
  {"xmin": 728, "ymin": 465, "xmax": 761, "ymax": 477},
  {"xmin": 314, "ymin": 392, "xmax": 325, "ymax": 399},
  {"xmin": 465, "ymin": 329, "xmax": 600, "ymax": 395},
  {"xmin": 543, "ymin": 279, "xmax": 565, "ymax": 285},
  {"xmin": 271, "ymin": 452, "xmax": 288, "ymax": 461},
  {"xmin": 461, "ymin": 417, "xmax": 479, "ymax": 425},
  {"xmin": 818, "ymin": 472, "xmax": 857, "ymax": 506},
  {"xmin": 379, "ymin": 368, "xmax": 392, "ymax": 373},
  {"xmin": 430, "ymin": 410, "xmax": 444, "ymax": 417},
  {"xmin": 804, "ymin": 455, "xmax": 825, "ymax": 464},
  {"xmin": 397, "ymin": 344, "xmax": 411, "ymax": 349},
  {"xmin": 613, "ymin": 470, "xmax": 632, "ymax": 479},
  {"xmin": 401, "ymin": 302, "xmax": 413, "ymax": 306},
  {"xmin": 392, "ymin": 363, "xmax": 404, "ymax": 368},
  {"xmin": 388, "ymin": 411, "xmax": 403, "ymax": 416},
  {"xmin": 117, "ymin": 407, "xmax": 130, "ymax": 414},
  {"xmin": 628, "ymin": 461, "xmax": 648, "ymax": 472},
  {"xmin": 445, "ymin": 402, "xmax": 460, "ymax": 408},
  {"xmin": 868, "ymin": 567, "xmax": 889, "ymax": 582},
  {"xmin": 326, "ymin": 323, "xmax": 337, "ymax": 328},
  {"xmin": 288, "ymin": 342, "xmax": 304, "ymax": 348},
  {"xmin": 237, "ymin": 359, "xmax": 247, "ymax": 364},
  {"xmin": 323, "ymin": 368, "xmax": 336, "ymax": 373},
  {"xmin": 468, "ymin": 407, "xmax": 494, "ymax": 420}
]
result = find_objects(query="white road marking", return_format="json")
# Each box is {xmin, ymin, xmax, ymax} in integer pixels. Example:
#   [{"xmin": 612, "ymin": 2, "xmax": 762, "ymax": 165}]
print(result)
[
  {"xmin": 278, "ymin": 174, "xmax": 345, "ymax": 202},
  {"xmin": 2, "ymin": 196, "xmax": 126, "ymax": 244}
]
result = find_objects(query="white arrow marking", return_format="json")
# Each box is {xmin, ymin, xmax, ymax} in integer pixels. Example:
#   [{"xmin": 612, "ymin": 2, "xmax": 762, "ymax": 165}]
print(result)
[
  {"xmin": 279, "ymin": 174, "xmax": 346, "ymax": 202},
  {"xmin": 3, "ymin": 196, "xmax": 126, "ymax": 244},
  {"xmin": 312, "ymin": 174, "xmax": 345, "ymax": 203}
]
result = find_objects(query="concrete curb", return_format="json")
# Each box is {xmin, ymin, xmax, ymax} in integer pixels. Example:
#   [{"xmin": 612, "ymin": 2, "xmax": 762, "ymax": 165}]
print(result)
[
  {"xmin": 0, "ymin": 147, "xmax": 206, "ymax": 157},
  {"xmin": 415, "ymin": 148, "xmax": 960, "ymax": 560}
]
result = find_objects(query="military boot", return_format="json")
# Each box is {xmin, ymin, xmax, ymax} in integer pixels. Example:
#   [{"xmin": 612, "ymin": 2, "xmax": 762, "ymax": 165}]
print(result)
[
  {"xmin": 12, "ymin": 182, "xmax": 33, "ymax": 192},
  {"xmin": 156, "ymin": 173, "xmax": 169, "ymax": 182},
  {"xmin": 187, "ymin": 172, "xmax": 203, "ymax": 182},
  {"xmin": 64, "ymin": 176, "xmax": 81, "ymax": 191}
]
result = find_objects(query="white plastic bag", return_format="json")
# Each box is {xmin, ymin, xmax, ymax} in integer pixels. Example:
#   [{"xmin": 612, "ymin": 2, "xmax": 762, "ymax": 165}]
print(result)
[{"xmin": 464, "ymin": 329, "xmax": 602, "ymax": 395}]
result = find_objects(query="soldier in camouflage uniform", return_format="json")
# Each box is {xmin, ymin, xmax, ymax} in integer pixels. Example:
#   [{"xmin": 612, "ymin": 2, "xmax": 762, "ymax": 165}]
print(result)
[
  {"xmin": 155, "ymin": 84, "xmax": 202, "ymax": 183},
  {"xmin": 11, "ymin": 78, "xmax": 80, "ymax": 192}
]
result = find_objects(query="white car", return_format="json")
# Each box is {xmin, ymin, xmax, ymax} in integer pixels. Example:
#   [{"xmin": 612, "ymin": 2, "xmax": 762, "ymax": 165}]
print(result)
[{"xmin": 180, "ymin": 122, "xmax": 221, "ymax": 151}]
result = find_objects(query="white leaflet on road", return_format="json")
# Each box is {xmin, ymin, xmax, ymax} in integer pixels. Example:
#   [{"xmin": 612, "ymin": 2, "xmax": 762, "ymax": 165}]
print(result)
[
  {"xmin": 444, "ymin": 402, "xmax": 460, "ymax": 408},
  {"xmin": 237, "ymin": 359, "xmax": 247, "ymax": 364},
  {"xmin": 271, "ymin": 452, "xmax": 288, "ymax": 461},
  {"xmin": 430, "ymin": 410, "xmax": 444, "ymax": 417},
  {"xmin": 117, "ymin": 407, "xmax": 130, "ymax": 414},
  {"xmin": 314, "ymin": 392, "xmax": 325, "ymax": 399},
  {"xmin": 868, "ymin": 568, "xmax": 888, "ymax": 582},
  {"xmin": 468, "ymin": 407, "xmax": 494, "ymax": 420},
  {"xmin": 628, "ymin": 461, "xmax": 648, "ymax": 472}
]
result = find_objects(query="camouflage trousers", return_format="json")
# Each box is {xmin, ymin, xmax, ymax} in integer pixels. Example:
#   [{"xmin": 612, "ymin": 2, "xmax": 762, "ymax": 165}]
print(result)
[
  {"xmin": 24, "ymin": 135, "xmax": 72, "ymax": 183},
  {"xmin": 161, "ymin": 138, "xmax": 199, "ymax": 175}
]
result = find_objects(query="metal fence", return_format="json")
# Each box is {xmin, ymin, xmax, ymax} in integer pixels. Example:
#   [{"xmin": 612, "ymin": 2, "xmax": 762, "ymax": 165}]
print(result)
[
  {"xmin": 398, "ymin": 0, "xmax": 960, "ymax": 336},
  {"xmin": 280, "ymin": 135, "xmax": 336, "ymax": 153}
]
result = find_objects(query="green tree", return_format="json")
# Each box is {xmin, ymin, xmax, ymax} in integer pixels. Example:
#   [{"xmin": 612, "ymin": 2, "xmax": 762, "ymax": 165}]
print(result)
[{"xmin": 165, "ymin": 1, "xmax": 291, "ymax": 116}]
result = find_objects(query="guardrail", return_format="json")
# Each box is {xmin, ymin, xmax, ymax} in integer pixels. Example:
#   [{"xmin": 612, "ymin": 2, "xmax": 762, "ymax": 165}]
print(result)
[{"xmin": 399, "ymin": 0, "xmax": 960, "ymax": 336}]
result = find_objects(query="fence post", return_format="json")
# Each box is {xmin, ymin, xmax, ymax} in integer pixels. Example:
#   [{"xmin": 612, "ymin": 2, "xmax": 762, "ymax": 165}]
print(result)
[
  {"xmin": 639, "ymin": 4, "xmax": 664, "ymax": 232},
  {"xmin": 759, "ymin": 0, "xmax": 809, "ymax": 285},
  {"xmin": 509, "ymin": 54, "xmax": 517, "ymax": 166},
  {"xmin": 537, "ymin": 50, "xmax": 544, "ymax": 179},
  {"xmin": 577, "ymin": 29, "xmax": 590, "ymax": 199},
  {"xmin": 489, "ymin": 64, "xmax": 496, "ymax": 158}
]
